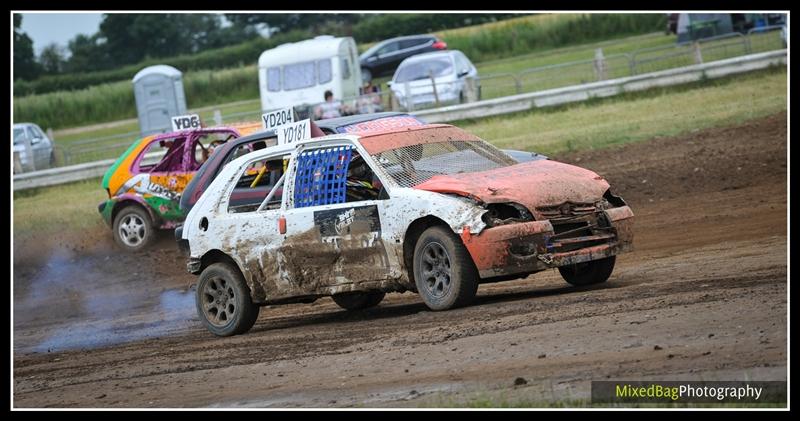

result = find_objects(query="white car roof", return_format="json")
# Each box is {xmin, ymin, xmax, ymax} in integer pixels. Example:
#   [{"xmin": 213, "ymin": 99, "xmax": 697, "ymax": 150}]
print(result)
[{"xmin": 401, "ymin": 50, "xmax": 459, "ymax": 64}]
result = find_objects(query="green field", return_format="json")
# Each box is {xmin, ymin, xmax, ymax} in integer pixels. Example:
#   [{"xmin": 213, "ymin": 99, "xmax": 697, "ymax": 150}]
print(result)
[{"xmin": 14, "ymin": 67, "xmax": 786, "ymax": 244}]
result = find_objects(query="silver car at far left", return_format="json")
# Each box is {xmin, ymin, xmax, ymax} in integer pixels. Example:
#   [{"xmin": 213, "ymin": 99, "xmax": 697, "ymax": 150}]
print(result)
[{"xmin": 13, "ymin": 122, "xmax": 55, "ymax": 173}]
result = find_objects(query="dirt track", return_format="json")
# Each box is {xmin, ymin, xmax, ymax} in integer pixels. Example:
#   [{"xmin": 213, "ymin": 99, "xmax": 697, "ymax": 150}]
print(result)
[{"xmin": 13, "ymin": 112, "xmax": 787, "ymax": 407}]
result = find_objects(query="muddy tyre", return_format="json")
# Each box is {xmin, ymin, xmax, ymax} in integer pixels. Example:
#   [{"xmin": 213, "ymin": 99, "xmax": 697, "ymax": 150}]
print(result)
[
  {"xmin": 196, "ymin": 262, "xmax": 260, "ymax": 337},
  {"xmin": 559, "ymin": 256, "xmax": 616, "ymax": 286},
  {"xmin": 413, "ymin": 226, "xmax": 479, "ymax": 311},
  {"xmin": 332, "ymin": 291, "xmax": 385, "ymax": 311},
  {"xmin": 112, "ymin": 205, "xmax": 154, "ymax": 252}
]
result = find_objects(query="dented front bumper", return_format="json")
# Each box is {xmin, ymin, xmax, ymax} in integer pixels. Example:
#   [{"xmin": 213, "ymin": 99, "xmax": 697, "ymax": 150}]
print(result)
[{"xmin": 461, "ymin": 205, "xmax": 634, "ymax": 279}]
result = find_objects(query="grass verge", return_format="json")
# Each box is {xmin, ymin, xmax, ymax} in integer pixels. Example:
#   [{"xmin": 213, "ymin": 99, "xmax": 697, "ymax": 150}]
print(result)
[{"xmin": 459, "ymin": 66, "xmax": 787, "ymax": 156}]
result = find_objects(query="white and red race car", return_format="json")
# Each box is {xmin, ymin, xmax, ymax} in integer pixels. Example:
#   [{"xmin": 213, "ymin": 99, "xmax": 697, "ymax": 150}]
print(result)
[{"xmin": 182, "ymin": 122, "xmax": 634, "ymax": 336}]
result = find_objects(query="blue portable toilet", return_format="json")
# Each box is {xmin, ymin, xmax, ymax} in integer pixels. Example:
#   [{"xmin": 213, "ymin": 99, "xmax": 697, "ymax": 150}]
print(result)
[{"xmin": 133, "ymin": 65, "xmax": 187, "ymax": 136}]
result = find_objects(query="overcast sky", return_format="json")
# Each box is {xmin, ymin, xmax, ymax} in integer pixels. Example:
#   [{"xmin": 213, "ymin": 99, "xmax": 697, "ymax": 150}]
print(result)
[{"xmin": 20, "ymin": 12, "xmax": 104, "ymax": 55}]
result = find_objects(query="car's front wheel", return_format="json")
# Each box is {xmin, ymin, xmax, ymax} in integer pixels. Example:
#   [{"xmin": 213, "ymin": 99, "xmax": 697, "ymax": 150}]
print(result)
[
  {"xmin": 558, "ymin": 256, "xmax": 616, "ymax": 286},
  {"xmin": 413, "ymin": 226, "xmax": 479, "ymax": 310},
  {"xmin": 196, "ymin": 262, "xmax": 260, "ymax": 337},
  {"xmin": 332, "ymin": 291, "xmax": 385, "ymax": 311},
  {"xmin": 112, "ymin": 205, "xmax": 155, "ymax": 252}
]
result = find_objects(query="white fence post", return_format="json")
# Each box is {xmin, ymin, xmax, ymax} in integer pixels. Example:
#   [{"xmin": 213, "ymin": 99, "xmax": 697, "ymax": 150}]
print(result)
[
  {"xmin": 23, "ymin": 136, "xmax": 35, "ymax": 172},
  {"xmin": 594, "ymin": 48, "xmax": 608, "ymax": 81},
  {"xmin": 213, "ymin": 109, "xmax": 222, "ymax": 125},
  {"xmin": 465, "ymin": 77, "xmax": 478, "ymax": 102},
  {"xmin": 693, "ymin": 42, "xmax": 704, "ymax": 64},
  {"xmin": 429, "ymin": 71, "xmax": 440, "ymax": 107},
  {"xmin": 404, "ymin": 82, "xmax": 414, "ymax": 112},
  {"xmin": 13, "ymin": 152, "xmax": 23, "ymax": 174}
]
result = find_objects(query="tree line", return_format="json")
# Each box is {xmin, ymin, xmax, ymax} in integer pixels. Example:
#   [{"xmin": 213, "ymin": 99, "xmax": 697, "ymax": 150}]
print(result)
[{"xmin": 14, "ymin": 13, "xmax": 515, "ymax": 82}]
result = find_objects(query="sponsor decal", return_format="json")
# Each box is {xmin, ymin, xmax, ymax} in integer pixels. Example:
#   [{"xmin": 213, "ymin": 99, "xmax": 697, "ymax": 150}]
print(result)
[{"xmin": 313, "ymin": 205, "xmax": 381, "ymax": 238}]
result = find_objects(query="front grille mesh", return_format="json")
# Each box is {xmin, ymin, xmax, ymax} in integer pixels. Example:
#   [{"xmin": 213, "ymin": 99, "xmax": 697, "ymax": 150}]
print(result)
[{"xmin": 537, "ymin": 203, "xmax": 597, "ymax": 221}]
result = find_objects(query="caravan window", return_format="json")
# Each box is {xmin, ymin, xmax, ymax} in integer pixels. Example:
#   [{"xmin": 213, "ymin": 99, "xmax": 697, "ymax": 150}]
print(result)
[
  {"xmin": 267, "ymin": 67, "xmax": 281, "ymax": 92},
  {"xmin": 284, "ymin": 61, "xmax": 316, "ymax": 90},
  {"xmin": 318, "ymin": 59, "xmax": 332, "ymax": 84}
]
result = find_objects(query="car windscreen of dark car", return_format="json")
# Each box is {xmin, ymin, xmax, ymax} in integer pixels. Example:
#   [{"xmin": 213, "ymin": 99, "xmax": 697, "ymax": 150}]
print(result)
[
  {"xmin": 360, "ymin": 41, "xmax": 386, "ymax": 61},
  {"xmin": 395, "ymin": 57, "xmax": 454, "ymax": 82},
  {"xmin": 13, "ymin": 128, "xmax": 26, "ymax": 145}
]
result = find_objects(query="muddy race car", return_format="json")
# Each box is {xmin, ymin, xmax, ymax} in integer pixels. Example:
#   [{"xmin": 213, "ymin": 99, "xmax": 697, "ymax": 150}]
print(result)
[
  {"xmin": 98, "ymin": 123, "xmax": 261, "ymax": 251},
  {"xmin": 181, "ymin": 122, "xmax": 634, "ymax": 336}
]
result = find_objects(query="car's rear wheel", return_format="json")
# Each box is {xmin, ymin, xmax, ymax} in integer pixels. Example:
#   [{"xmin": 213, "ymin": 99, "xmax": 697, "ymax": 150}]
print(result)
[
  {"xmin": 112, "ymin": 205, "xmax": 155, "ymax": 252},
  {"xmin": 413, "ymin": 226, "xmax": 479, "ymax": 310},
  {"xmin": 332, "ymin": 291, "xmax": 385, "ymax": 311},
  {"xmin": 558, "ymin": 256, "xmax": 616, "ymax": 286},
  {"xmin": 196, "ymin": 262, "xmax": 260, "ymax": 337}
]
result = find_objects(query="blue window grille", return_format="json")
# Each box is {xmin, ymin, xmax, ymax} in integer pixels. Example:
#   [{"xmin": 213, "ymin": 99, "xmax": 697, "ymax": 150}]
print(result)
[{"xmin": 293, "ymin": 145, "xmax": 353, "ymax": 208}]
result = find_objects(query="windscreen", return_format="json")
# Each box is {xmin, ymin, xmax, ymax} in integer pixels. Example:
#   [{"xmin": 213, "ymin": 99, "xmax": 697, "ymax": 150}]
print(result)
[
  {"xmin": 370, "ymin": 140, "xmax": 517, "ymax": 188},
  {"xmin": 13, "ymin": 128, "xmax": 26, "ymax": 145},
  {"xmin": 394, "ymin": 58, "xmax": 454, "ymax": 83}
]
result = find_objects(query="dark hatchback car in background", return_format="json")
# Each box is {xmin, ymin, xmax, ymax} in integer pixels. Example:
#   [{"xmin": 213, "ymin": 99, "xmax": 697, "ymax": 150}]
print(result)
[{"xmin": 359, "ymin": 35, "xmax": 447, "ymax": 82}]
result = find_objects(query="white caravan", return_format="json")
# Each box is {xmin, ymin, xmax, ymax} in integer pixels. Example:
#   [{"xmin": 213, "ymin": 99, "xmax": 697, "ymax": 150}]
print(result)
[{"xmin": 258, "ymin": 36, "xmax": 362, "ymax": 116}]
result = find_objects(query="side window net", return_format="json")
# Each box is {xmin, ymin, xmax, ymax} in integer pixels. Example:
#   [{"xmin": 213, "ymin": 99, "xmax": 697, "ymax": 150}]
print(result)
[
  {"xmin": 293, "ymin": 145, "xmax": 352, "ymax": 208},
  {"xmin": 227, "ymin": 156, "xmax": 287, "ymax": 213}
]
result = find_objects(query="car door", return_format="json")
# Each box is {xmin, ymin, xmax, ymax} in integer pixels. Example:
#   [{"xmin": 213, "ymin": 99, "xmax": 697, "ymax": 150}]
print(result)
[
  {"xmin": 373, "ymin": 41, "xmax": 401, "ymax": 76},
  {"xmin": 280, "ymin": 141, "xmax": 395, "ymax": 294},
  {"xmin": 169, "ymin": 131, "xmax": 207, "ymax": 197},
  {"xmin": 26, "ymin": 126, "xmax": 48, "ymax": 169},
  {"xmin": 205, "ymin": 151, "xmax": 294, "ymax": 301},
  {"xmin": 138, "ymin": 134, "xmax": 191, "ymax": 219},
  {"xmin": 399, "ymin": 37, "xmax": 432, "ymax": 61}
]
